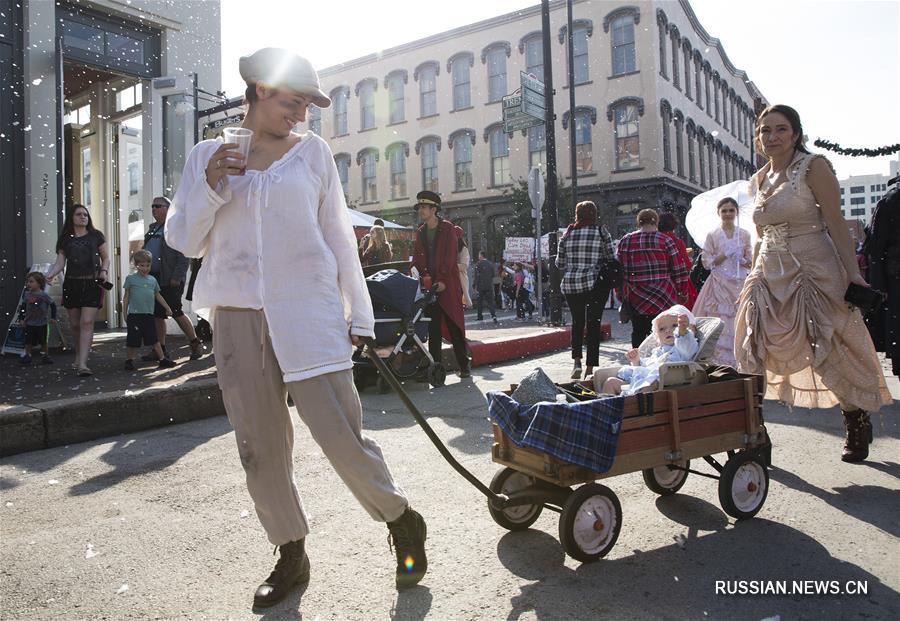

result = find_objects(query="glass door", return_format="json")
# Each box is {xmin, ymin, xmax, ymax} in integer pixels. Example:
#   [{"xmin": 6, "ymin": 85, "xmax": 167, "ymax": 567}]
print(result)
[{"xmin": 112, "ymin": 115, "xmax": 143, "ymax": 327}]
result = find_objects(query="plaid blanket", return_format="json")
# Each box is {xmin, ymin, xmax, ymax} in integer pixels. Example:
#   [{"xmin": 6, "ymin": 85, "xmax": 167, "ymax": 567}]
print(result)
[{"xmin": 487, "ymin": 391, "xmax": 625, "ymax": 474}]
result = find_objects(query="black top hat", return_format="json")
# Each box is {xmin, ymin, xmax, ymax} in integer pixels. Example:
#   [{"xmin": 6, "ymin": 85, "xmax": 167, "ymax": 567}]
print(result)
[{"xmin": 414, "ymin": 190, "xmax": 442, "ymax": 211}]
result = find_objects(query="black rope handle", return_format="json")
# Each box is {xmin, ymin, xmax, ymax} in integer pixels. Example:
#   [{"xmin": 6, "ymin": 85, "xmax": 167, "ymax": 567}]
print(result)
[{"xmin": 362, "ymin": 338, "xmax": 504, "ymax": 503}]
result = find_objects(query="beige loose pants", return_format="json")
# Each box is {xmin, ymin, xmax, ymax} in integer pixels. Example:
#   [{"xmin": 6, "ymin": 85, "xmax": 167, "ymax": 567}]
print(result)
[{"xmin": 214, "ymin": 308, "xmax": 409, "ymax": 545}]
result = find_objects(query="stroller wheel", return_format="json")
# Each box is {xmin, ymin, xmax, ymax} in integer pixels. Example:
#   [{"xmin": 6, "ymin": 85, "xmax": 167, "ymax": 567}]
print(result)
[{"xmin": 427, "ymin": 363, "xmax": 446, "ymax": 388}]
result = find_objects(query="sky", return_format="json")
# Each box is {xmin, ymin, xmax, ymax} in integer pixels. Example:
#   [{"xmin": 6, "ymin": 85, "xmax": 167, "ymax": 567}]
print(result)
[{"xmin": 221, "ymin": 0, "xmax": 899, "ymax": 179}]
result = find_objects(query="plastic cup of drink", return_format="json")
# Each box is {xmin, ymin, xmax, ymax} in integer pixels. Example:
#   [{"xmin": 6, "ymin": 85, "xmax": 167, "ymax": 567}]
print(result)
[{"xmin": 223, "ymin": 127, "xmax": 253, "ymax": 174}]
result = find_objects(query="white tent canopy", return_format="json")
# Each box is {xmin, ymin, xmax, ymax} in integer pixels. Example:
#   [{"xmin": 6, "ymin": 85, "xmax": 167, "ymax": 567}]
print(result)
[{"xmin": 348, "ymin": 209, "xmax": 409, "ymax": 230}]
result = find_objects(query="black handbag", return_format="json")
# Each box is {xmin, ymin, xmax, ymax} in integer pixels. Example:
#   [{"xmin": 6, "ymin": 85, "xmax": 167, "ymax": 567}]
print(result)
[
  {"xmin": 596, "ymin": 258, "xmax": 624, "ymax": 289},
  {"xmin": 690, "ymin": 252, "xmax": 711, "ymax": 290},
  {"xmin": 844, "ymin": 283, "xmax": 885, "ymax": 314}
]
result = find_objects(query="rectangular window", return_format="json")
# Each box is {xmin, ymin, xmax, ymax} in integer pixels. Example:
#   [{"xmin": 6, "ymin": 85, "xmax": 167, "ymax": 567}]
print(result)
[
  {"xmin": 572, "ymin": 27, "xmax": 589, "ymax": 84},
  {"xmin": 850, "ymin": 208, "xmax": 865, "ymax": 216},
  {"xmin": 454, "ymin": 137, "xmax": 473, "ymax": 190},
  {"xmin": 307, "ymin": 105, "xmax": 321, "ymax": 135},
  {"xmin": 452, "ymin": 58, "xmax": 471, "ymax": 110},
  {"xmin": 850, "ymin": 186, "xmax": 864, "ymax": 193},
  {"xmin": 487, "ymin": 48, "xmax": 507, "ymax": 102},
  {"xmin": 389, "ymin": 149, "xmax": 407, "ymax": 199},
  {"xmin": 871, "ymin": 196, "xmax": 879, "ymax": 203},
  {"xmin": 528, "ymin": 125, "xmax": 546, "ymax": 170},
  {"xmin": 420, "ymin": 68, "xmax": 437, "ymax": 117},
  {"xmin": 850, "ymin": 196, "xmax": 865, "ymax": 205},
  {"xmin": 611, "ymin": 17, "xmax": 635, "ymax": 76},
  {"xmin": 115, "ymin": 84, "xmax": 141, "ymax": 112},
  {"xmin": 840, "ymin": 187, "xmax": 845, "ymax": 194},
  {"xmin": 421, "ymin": 141, "xmax": 439, "ymax": 192},
  {"xmin": 162, "ymin": 93, "xmax": 188, "ymax": 195},
  {"xmin": 334, "ymin": 93, "xmax": 348, "ymax": 136},
  {"xmin": 335, "ymin": 157, "xmax": 349, "ymax": 197},
  {"xmin": 490, "ymin": 129, "xmax": 510, "ymax": 186},
  {"xmin": 525, "ymin": 38, "xmax": 543, "ymax": 82},
  {"xmin": 614, "ymin": 105, "xmax": 639, "ymax": 170},
  {"xmin": 870, "ymin": 184, "xmax": 877, "ymax": 192},
  {"xmin": 388, "ymin": 77, "xmax": 404, "ymax": 124},
  {"xmin": 360, "ymin": 84, "xmax": 375, "ymax": 130},
  {"xmin": 362, "ymin": 154, "xmax": 377, "ymax": 202},
  {"xmin": 575, "ymin": 114, "xmax": 593, "ymax": 173},
  {"xmin": 106, "ymin": 32, "xmax": 144, "ymax": 66}
]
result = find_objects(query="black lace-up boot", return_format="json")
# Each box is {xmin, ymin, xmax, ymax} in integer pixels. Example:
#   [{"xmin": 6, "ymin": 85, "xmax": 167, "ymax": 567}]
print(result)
[
  {"xmin": 253, "ymin": 538, "xmax": 310, "ymax": 608},
  {"xmin": 841, "ymin": 409, "xmax": 873, "ymax": 463},
  {"xmin": 387, "ymin": 507, "xmax": 427, "ymax": 589}
]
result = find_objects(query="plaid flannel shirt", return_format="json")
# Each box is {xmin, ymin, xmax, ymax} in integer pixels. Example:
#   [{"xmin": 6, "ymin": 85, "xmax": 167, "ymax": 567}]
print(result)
[
  {"xmin": 556, "ymin": 226, "xmax": 614, "ymax": 295},
  {"xmin": 487, "ymin": 391, "xmax": 625, "ymax": 474},
  {"xmin": 616, "ymin": 231, "xmax": 689, "ymax": 316}
]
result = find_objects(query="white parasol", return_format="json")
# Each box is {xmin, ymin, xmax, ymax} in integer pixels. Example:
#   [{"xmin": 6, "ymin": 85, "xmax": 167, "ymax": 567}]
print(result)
[{"xmin": 685, "ymin": 180, "xmax": 757, "ymax": 250}]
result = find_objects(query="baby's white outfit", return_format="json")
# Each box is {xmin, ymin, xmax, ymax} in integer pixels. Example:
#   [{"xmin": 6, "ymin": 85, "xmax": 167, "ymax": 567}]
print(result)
[{"xmin": 617, "ymin": 331, "xmax": 699, "ymax": 395}]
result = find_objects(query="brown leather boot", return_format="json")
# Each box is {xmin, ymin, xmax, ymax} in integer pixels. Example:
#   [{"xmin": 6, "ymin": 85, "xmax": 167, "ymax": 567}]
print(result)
[
  {"xmin": 253, "ymin": 539, "xmax": 310, "ymax": 608},
  {"xmin": 841, "ymin": 409, "xmax": 873, "ymax": 463}
]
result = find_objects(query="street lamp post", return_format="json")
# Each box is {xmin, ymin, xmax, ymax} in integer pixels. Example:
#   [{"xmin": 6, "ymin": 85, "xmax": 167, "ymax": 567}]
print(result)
[{"xmin": 540, "ymin": 0, "xmax": 564, "ymax": 324}]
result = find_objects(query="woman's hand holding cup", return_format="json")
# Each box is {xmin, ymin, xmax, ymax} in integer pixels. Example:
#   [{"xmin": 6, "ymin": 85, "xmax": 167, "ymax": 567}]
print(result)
[{"xmin": 205, "ymin": 142, "xmax": 245, "ymax": 189}]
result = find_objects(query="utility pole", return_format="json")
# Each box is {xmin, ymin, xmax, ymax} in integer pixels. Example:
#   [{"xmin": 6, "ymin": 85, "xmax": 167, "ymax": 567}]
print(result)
[
  {"xmin": 566, "ymin": 0, "xmax": 577, "ymax": 212},
  {"xmin": 541, "ymin": 0, "xmax": 564, "ymax": 324}
]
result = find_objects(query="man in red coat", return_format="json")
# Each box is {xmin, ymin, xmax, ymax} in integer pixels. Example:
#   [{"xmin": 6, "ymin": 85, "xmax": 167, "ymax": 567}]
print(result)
[{"xmin": 411, "ymin": 191, "xmax": 470, "ymax": 378}]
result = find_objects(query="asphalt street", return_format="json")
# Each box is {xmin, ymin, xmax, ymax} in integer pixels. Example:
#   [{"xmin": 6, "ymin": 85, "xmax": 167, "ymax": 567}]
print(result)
[{"xmin": 1, "ymin": 331, "xmax": 898, "ymax": 620}]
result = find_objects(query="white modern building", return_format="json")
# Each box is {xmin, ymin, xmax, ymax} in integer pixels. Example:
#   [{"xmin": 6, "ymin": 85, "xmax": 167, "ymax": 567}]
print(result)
[
  {"xmin": 1, "ymin": 0, "xmax": 222, "ymax": 324},
  {"xmin": 839, "ymin": 173, "xmax": 892, "ymax": 225},
  {"xmin": 306, "ymin": 0, "xmax": 767, "ymax": 256}
]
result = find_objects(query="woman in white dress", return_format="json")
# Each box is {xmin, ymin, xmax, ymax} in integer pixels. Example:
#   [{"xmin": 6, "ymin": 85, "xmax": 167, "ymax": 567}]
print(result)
[{"xmin": 692, "ymin": 197, "xmax": 751, "ymax": 366}]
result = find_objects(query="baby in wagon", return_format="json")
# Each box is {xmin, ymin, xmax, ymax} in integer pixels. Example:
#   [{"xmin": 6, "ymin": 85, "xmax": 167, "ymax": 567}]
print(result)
[{"xmin": 601, "ymin": 305, "xmax": 699, "ymax": 396}]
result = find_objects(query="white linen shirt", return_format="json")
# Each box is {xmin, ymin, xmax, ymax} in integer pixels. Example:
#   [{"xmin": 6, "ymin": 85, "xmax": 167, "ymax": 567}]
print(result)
[{"xmin": 165, "ymin": 133, "xmax": 375, "ymax": 383}]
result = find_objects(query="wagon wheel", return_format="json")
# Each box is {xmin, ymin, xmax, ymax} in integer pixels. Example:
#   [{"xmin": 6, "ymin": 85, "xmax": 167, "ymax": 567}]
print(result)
[
  {"xmin": 718, "ymin": 451, "xmax": 769, "ymax": 520},
  {"xmin": 426, "ymin": 362, "xmax": 446, "ymax": 388},
  {"xmin": 559, "ymin": 483, "xmax": 622, "ymax": 562},
  {"xmin": 642, "ymin": 460, "xmax": 690, "ymax": 496},
  {"xmin": 487, "ymin": 467, "xmax": 543, "ymax": 531}
]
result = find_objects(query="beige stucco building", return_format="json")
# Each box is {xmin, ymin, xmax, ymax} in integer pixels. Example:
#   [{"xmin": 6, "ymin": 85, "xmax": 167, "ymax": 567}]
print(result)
[{"xmin": 307, "ymin": 0, "xmax": 766, "ymax": 254}]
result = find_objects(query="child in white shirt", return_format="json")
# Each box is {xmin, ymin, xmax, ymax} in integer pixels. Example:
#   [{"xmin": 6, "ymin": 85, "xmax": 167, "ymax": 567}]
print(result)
[{"xmin": 602, "ymin": 305, "xmax": 699, "ymax": 395}]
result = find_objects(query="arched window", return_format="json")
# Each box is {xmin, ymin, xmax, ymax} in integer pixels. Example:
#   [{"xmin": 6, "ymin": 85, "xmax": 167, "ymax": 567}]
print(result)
[
  {"xmin": 416, "ymin": 136, "xmax": 440, "ymax": 193},
  {"xmin": 686, "ymin": 120, "xmax": 697, "ymax": 182},
  {"xmin": 611, "ymin": 101, "xmax": 641, "ymax": 170},
  {"xmin": 574, "ymin": 111, "xmax": 593, "ymax": 173},
  {"xmin": 307, "ymin": 105, "xmax": 321, "ymax": 135},
  {"xmin": 673, "ymin": 110, "xmax": 685, "ymax": 178},
  {"xmin": 693, "ymin": 53, "xmax": 703, "ymax": 110},
  {"xmin": 570, "ymin": 23, "xmax": 592, "ymax": 83},
  {"xmin": 697, "ymin": 130, "xmax": 707, "ymax": 188},
  {"xmin": 334, "ymin": 153, "xmax": 350, "ymax": 197},
  {"xmin": 528, "ymin": 124, "xmax": 546, "ymax": 170},
  {"xmin": 707, "ymin": 139, "xmax": 716, "ymax": 187},
  {"xmin": 331, "ymin": 86, "xmax": 349, "ymax": 136},
  {"xmin": 703, "ymin": 63, "xmax": 712, "ymax": 116},
  {"xmin": 356, "ymin": 78, "xmax": 377, "ymax": 131},
  {"xmin": 715, "ymin": 141, "xmax": 724, "ymax": 186},
  {"xmin": 682, "ymin": 40, "xmax": 692, "ymax": 99},
  {"xmin": 386, "ymin": 142, "xmax": 408, "ymax": 200},
  {"xmin": 449, "ymin": 129, "xmax": 475, "ymax": 190},
  {"xmin": 610, "ymin": 15, "xmax": 635, "ymax": 76},
  {"xmin": 448, "ymin": 52, "xmax": 473, "ymax": 111},
  {"xmin": 357, "ymin": 148, "xmax": 378, "ymax": 202},
  {"xmin": 520, "ymin": 32, "xmax": 544, "ymax": 81},
  {"xmin": 729, "ymin": 91, "xmax": 737, "ymax": 138},
  {"xmin": 415, "ymin": 61, "xmax": 439, "ymax": 117},
  {"xmin": 669, "ymin": 27, "xmax": 681, "ymax": 89},
  {"xmin": 482, "ymin": 42, "xmax": 510, "ymax": 103},
  {"xmin": 486, "ymin": 124, "xmax": 510, "ymax": 186},
  {"xmin": 385, "ymin": 70, "xmax": 406, "ymax": 125},
  {"xmin": 712, "ymin": 72, "xmax": 720, "ymax": 122},
  {"xmin": 660, "ymin": 100, "xmax": 673, "ymax": 172},
  {"xmin": 656, "ymin": 10, "xmax": 668, "ymax": 80}
]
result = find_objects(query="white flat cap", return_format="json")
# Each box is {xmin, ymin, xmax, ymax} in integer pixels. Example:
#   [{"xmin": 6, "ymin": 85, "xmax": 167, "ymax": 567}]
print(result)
[{"xmin": 239, "ymin": 48, "xmax": 331, "ymax": 108}]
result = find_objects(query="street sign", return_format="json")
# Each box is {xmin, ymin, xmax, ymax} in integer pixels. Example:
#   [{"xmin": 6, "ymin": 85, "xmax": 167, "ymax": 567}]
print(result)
[
  {"xmin": 528, "ymin": 167, "xmax": 545, "ymax": 218},
  {"xmin": 502, "ymin": 93, "xmax": 543, "ymax": 133},
  {"xmin": 520, "ymin": 71, "xmax": 546, "ymax": 120}
]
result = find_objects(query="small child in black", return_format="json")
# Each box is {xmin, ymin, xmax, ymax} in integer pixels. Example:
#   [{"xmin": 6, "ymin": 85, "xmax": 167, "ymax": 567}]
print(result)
[{"xmin": 18, "ymin": 272, "xmax": 55, "ymax": 365}]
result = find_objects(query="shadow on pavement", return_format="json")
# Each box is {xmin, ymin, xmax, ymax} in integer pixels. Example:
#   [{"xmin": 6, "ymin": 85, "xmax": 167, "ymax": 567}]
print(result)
[
  {"xmin": 496, "ymin": 503, "xmax": 897, "ymax": 620},
  {"xmin": 256, "ymin": 581, "xmax": 307, "ymax": 620},
  {"xmin": 770, "ymin": 466, "xmax": 900, "ymax": 539},
  {"xmin": 389, "ymin": 586, "xmax": 433, "ymax": 621},
  {"xmin": 761, "ymin": 403, "xmax": 899, "ymax": 441}
]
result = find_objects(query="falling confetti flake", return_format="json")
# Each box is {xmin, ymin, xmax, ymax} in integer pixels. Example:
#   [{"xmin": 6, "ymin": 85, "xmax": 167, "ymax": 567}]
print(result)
[{"xmin": 116, "ymin": 584, "xmax": 129, "ymax": 595}]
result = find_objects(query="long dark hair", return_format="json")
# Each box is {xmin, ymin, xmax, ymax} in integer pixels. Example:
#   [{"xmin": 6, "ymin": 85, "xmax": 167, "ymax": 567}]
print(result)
[
  {"xmin": 755, "ymin": 104, "xmax": 810, "ymax": 155},
  {"xmin": 55, "ymin": 204, "xmax": 98, "ymax": 253}
]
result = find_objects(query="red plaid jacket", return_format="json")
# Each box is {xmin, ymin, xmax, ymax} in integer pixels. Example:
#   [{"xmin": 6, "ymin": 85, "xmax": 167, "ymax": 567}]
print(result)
[{"xmin": 616, "ymin": 231, "xmax": 689, "ymax": 316}]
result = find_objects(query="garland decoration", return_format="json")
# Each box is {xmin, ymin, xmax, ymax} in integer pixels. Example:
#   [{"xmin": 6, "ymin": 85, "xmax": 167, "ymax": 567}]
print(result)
[{"xmin": 814, "ymin": 139, "xmax": 900, "ymax": 157}]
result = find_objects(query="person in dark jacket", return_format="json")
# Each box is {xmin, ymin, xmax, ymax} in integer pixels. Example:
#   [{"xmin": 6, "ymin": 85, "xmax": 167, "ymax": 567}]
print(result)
[
  {"xmin": 473, "ymin": 251, "xmax": 497, "ymax": 322},
  {"xmin": 143, "ymin": 196, "xmax": 204, "ymax": 360},
  {"xmin": 411, "ymin": 190, "xmax": 470, "ymax": 377}
]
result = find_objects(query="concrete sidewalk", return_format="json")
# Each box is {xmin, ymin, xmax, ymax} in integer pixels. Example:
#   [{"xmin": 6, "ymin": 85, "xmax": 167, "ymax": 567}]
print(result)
[{"xmin": 0, "ymin": 310, "xmax": 605, "ymax": 456}]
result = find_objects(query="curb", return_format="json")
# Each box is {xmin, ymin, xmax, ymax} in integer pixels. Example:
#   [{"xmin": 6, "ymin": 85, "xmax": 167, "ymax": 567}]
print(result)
[{"xmin": 1, "ymin": 379, "xmax": 224, "ymax": 457}]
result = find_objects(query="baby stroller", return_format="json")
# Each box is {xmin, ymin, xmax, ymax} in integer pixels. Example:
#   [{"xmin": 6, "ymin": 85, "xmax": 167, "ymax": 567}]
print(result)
[{"xmin": 353, "ymin": 268, "xmax": 446, "ymax": 393}]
